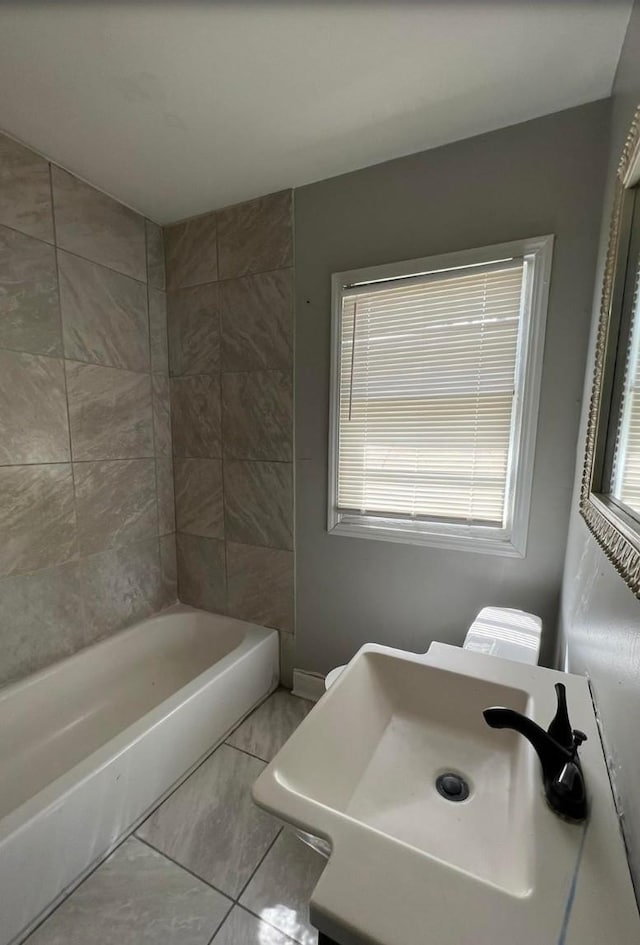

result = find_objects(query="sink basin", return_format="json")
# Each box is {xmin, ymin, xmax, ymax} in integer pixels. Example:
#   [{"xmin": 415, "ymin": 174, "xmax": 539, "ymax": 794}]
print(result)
[
  {"xmin": 257, "ymin": 648, "xmax": 533, "ymax": 894},
  {"xmin": 253, "ymin": 643, "xmax": 640, "ymax": 945},
  {"xmin": 341, "ymin": 655, "xmax": 532, "ymax": 893}
]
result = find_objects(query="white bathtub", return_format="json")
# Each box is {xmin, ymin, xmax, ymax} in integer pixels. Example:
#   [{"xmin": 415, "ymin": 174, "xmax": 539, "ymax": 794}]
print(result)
[{"xmin": 0, "ymin": 604, "xmax": 279, "ymax": 945}]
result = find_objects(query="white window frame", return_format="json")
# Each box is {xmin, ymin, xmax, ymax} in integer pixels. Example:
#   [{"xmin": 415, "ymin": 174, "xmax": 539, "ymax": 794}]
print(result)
[{"xmin": 327, "ymin": 235, "xmax": 554, "ymax": 557}]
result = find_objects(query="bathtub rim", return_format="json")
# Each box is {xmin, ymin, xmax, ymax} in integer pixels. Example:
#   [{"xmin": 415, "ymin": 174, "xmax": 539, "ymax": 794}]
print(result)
[
  {"xmin": 0, "ymin": 604, "xmax": 278, "ymax": 842},
  {"xmin": 0, "ymin": 602, "xmax": 247, "ymax": 702}
]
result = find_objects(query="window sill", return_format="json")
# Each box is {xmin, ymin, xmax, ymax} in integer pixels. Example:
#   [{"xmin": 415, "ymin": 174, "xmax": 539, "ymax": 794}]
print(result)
[{"xmin": 328, "ymin": 514, "xmax": 526, "ymax": 557}]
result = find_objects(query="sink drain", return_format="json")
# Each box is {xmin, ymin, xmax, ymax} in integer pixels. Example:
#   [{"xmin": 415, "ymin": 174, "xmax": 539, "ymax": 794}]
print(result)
[{"xmin": 435, "ymin": 772, "xmax": 470, "ymax": 802}]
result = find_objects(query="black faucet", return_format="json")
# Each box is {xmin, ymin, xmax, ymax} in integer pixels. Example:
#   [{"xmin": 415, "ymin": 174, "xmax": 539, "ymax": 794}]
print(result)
[{"xmin": 483, "ymin": 683, "xmax": 588, "ymax": 822}]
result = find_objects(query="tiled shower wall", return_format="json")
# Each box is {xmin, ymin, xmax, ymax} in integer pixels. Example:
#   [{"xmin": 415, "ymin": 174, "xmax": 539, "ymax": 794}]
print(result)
[
  {"xmin": 0, "ymin": 133, "xmax": 176, "ymax": 687},
  {"xmin": 164, "ymin": 191, "xmax": 294, "ymax": 666}
]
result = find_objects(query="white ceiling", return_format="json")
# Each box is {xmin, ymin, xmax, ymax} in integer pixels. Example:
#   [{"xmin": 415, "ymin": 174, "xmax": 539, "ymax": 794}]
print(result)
[{"xmin": 0, "ymin": 2, "xmax": 632, "ymax": 223}]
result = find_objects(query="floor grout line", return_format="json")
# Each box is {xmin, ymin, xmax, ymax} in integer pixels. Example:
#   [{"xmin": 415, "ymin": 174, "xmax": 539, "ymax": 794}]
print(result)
[
  {"xmin": 236, "ymin": 827, "xmax": 284, "ymax": 903},
  {"xmin": 133, "ymin": 689, "xmax": 276, "ymax": 834},
  {"xmin": 205, "ymin": 901, "xmax": 235, "ymax": 945},
  {"xmin": 223, "ymin": 740, "xmax": 271, "ymax": 764},
  {"xmin": 133, "ymin": 834, "xmax": 236, "ymax": 903},
  {"xmin": 236, "ymin": 902, "xmax": 308, "ymax": 945},
  {"xmin": 20, "ymin": 687, "xmax": 294, "ymax": 944},
  {"xmin": 16, "ymin": 828, "xmax": 135, "ymax": 944}
]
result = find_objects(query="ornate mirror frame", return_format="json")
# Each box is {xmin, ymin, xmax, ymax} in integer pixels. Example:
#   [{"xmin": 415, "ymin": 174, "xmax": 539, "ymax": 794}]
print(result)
[{"xmin": 581, "ymin": 106, "xmax": 640, "ymax": 594}]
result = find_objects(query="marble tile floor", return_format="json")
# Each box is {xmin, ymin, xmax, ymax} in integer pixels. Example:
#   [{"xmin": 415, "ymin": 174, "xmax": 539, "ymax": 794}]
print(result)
[{"xmin": 24, "ymin": 689, "xmax": 322, "ymax": 945}]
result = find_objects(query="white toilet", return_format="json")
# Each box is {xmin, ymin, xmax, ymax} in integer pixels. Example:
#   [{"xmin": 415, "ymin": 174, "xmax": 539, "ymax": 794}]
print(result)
[{"xmin": 324, "ymin": 606, "xmax": 542, "ymax": 690}]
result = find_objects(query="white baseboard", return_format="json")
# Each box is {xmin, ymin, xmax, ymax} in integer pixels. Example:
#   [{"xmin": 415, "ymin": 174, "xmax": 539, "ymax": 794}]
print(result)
[{"xmin": 292, "ymin": 669, "xmax": 326, "ymax": 703}]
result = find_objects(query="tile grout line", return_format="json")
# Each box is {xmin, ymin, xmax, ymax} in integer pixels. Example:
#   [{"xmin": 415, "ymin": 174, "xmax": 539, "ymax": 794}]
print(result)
[
  {"xmin": 0, "ymin": 353, "xmax": 296, "ymax": 390},
  {"xmin": 129, "ymin": 711, "xmax": 285, "ymax": 913},
  {"xmin": 166, "ymin": 264, "xmax": 293, "ymax": 294},
  {"xmin": 16, "ymin": 826, "xmax": 139, "ymax": 945},
  {"xmin": 20, "ymin": 694, "xmax": 276, "ymax": 939},
  {"xmin": 48, "ymin": 162, "xmax": 70, "ymax": 454},
  {"xmin": 0, "ymin": 346, "xmax": 164, "ymax": 376},
  {"xmin": 130, "ymin": 691, "xmax": 276, "ymax": 837},
  {"xmin": 159, "ymin": 226, "xmax": 179, "ymax": 598},
  {"xmin": 208, "ymin": 901, "xmax": 300, "ymax": 945},
  {"xmin": 0, "ymin": 534, "xmax": 162, "ymax": 593},
  {"xmin": 54, "ymin": 242, "xmax": 149, "ymax": 287},
  {"xmin": 0, "ymin": 214, "xmax": 292, "ymax": 292},
  {"xmin": 18, "ymin": 690, "xmax": 286, "ymax": 943},
  {"xmin": 0, "ymin": 216, "xmax": 150, "ymax": 286},
  {"xmin": 134, "ymin": 834, "xmax": 236, "ymax": 903},
  {"xmin": 0, "ymin": 456, "xmax": 155, "ymax": 469},
  {"xmin": 144, "ymin": 222, "xmax": 163, "ymax": 553},
  {"xmin": 213, "ymin": 696, "xmax": 312, "ymax": 939},
  {"xmin": 0, "ymin": 216, "xmax": 55, "ymax": 248},
  {"xmin": 235, "ymin": 826, "xmax": 284, "ymax": 903},
  {"xmin": 49, "ymin": 160, "xmax": 81, "ymax": 576},
  {"xmin": 288, "ymin": 189, "xmax": 296, "ymax": 644},
  {"xmin": 133, "ymin": 751, "xmax": 289, "ymax": 939},
  {"xmin": 231, "ymin": 902, "xmax": 307, "ymax": 945},
  {"xmin": 217, "ymin": 229, "xmax": 230, "ymax": 617},
  {"xmin": 223, "ymin": 741, "xmax": 271, "ymax": 765},
  {"xmin": 0, "ymin": 456, "xmax": 293, "ymax": 468}
]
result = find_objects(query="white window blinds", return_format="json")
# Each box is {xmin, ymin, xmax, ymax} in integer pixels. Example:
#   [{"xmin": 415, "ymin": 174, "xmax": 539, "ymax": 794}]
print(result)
[
  {"xmin": 336, "ymin": 259, "xmax": 527, "ymax": 527},
  {"xmin": 613, "ymin": 265, "xmax": 640, "ymax": 512}
]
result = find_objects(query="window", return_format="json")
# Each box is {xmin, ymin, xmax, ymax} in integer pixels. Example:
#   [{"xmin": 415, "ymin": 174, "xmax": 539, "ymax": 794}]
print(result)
[
  {"xmin": 328, "ymin": 236, "xmax": 553, "ymax": 555},
  {"xmin": 609, "ymin": 186, "xmax": 640, "ymax": 516},
  {"xmin": 580, "ymin": 106, "xmax": 640, "ymax": 597}
]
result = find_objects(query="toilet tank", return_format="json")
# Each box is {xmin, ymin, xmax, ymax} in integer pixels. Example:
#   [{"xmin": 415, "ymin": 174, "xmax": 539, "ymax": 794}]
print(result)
[{"xmin": 463, "ymin": 606, "xmax": 542, "ymax": 665}]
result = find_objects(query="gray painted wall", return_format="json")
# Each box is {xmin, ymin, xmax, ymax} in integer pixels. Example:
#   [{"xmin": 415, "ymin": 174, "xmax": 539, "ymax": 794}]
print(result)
[
  {"xmin": 295, "ymin": 100, "xmax": 610, "ymax": 675},
  {"xmin": 560, "ymin": 0, "xmax": 640, "ymax": 894}
]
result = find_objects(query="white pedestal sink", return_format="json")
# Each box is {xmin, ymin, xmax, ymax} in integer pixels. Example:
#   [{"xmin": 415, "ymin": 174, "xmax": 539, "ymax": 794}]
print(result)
[{"xmin": 253, "ymin": 643, "xmax": 640, "ymax": 945}]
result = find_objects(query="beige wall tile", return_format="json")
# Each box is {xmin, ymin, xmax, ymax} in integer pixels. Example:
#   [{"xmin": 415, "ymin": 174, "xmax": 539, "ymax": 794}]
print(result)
[
  {"xmin": 149, "ymin": 287, "xmax": 168, "ymax": 374},
  {"xmin": 176, "ymin": 533, "xmax": 226, "ymax": 613},
  {"xmin": 175, "ymin": 458, "xmax": 223, "ymax": 538},
  {"xmin": 226, "ymin": 542, "xmax": 293, "ymax": 632},
  {"xmin": 0, "ymin": 224, "xmax": 61, "ymax": 356},
  {"xmin": 58, "ymin": 251, "xmax": 149, "ymax": 372},
  {"xmin": 168, "ymin": 283, "xmax": 219, "ymax": 376},
  {"xmin": 66, "ymin": 361, "xmax": 153, "ymax": 460},
  {"xmin": 0, "ymin": 559, "xmax": 85, "ymax": 687},
  {"xmin": 0, "ymin": 133, "xmax": 53, "ymax": 242},
  {"xmin": 222, "ymin": 370, "xmax": 292, "ymax": 461},
  {"xmin": 145, "ymin": 219, "xmax": 165, "ymax": 290},
  {"xmin": 156, "ymin": 456, "xmax": 176, "ymax": 536},
  {"xmin": 0, "ymin": 139, "xmax": 184, "ymax": 687},
  {"xmin": 152, "ymin": 373, "xmax": 172, "ymax": 457},
  {"xmin": 51, "ymin": 166, "xmax": 145, "ymax": 281},
  {"xmin": 0, "ymin": 464, "xmax": 77, "ymax": 577},
  {"xmin": 74, "ymin": 458, "xmax": 157, "ymax": 554},
  {"xmin": 0, "ymin": 349, "xmax": 70, "ymax": 463},
  {"xmin": 165, "ymin": 193, "xmax": 295, "ymax": 636},
  {"xmin": 160, "ymin": 533, "xmax": 177, "ymax": 604},
  {"xmin": 81, "ymin": 537, "xmax": 165, "ymax": 644},
  {"xmin": 165, "ymin": 212, "xmax": 217, "ymax": 289},
  {"xmin": 224, "ymin": 460, "xmax": 292, "ymax": 550},
  {"xmin": 220, "ymin": 269, "xmax": 292, "ymax": 371},
  {"xmin": 217, "ymin": 190, "xmax": 292, "ymax": 279},
  {"xmin": 171, "ymin": 375, "xmax": 221, "ymax": 458}
]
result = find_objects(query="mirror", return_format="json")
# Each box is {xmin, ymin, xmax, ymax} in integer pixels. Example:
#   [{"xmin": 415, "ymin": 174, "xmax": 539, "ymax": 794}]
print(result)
[{"xmin": 582, "ymin": 105, "xmax": 640, "ymax": 594}]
